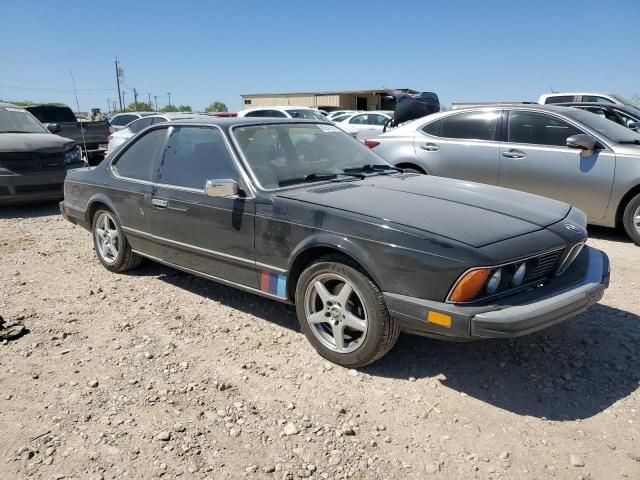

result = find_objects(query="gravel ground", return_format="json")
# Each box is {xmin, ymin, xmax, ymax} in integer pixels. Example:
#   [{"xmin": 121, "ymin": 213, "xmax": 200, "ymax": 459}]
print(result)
[{"xmin": 1, "ymin": 202, "xmax": 639, "ymax": 480}]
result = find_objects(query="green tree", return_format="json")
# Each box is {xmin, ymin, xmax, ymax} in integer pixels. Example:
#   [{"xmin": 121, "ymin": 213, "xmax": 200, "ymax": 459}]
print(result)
[
  {"xmin": 126, "ymin": 101, "xmax": 153, "ymax": 112},
  {"xmin": 177, "ymin": 104, "xmax": 192, "ymax": 112},
  {"xmin": 160, "ymin": 104, "xmax": 179, "ymax": 112},
  {"xmin": 205, "ymin": 101, "xmax": 228, "ymax": 113}
]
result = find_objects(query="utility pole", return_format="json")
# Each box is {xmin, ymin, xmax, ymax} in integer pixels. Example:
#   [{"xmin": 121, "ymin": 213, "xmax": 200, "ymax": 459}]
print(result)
[
  {"xmin": 107, "ymin": 98, "xmax": 111, "ymax": 113},
  {"xmin": 112, "ymin": 101, "xmax": 117, "ymax": 112},
  {"xmin": 153, "ymin": 95, "xmax": 158, "ymax": 111},
  {"xmin": 147, "ymin": 92, "xmax": 151, "ymax": 110},
  {"xmin": 133, "ymin": 88, "xmax": 138, "ymax": 111},
  {"xmin": 122, "ymin": 92, "xmax": 126, "ymax": 111},
  {"xmin": 115, "ymin": 57, "xmax": 123, "ymax": 112},
  {"xmin": 167, "ymin": 92, "xmax": 172, "ymax": 109}
]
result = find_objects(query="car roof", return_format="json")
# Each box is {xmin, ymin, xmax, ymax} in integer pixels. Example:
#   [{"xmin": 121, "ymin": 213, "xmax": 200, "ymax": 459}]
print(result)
[
  {"xmin": 240, "ymin": 106, "xmax": 318, "ymax": 113},
  {"xmin": 166, "ymin": 117, "xmax": 330, "ymax": 128},
  {"xmin": 112, "ymin": 111, "xmax": 156, "ymax": 117},
  {"xmin": 0, "ymin": 102, "xmax": 19, "ymax": 108},
  {"xmin": 540, "ymin": 92, "xmax": 615, "ymax": 97}
]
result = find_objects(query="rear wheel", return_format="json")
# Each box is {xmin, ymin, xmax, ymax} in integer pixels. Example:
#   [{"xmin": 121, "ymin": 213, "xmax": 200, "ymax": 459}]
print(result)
[
  {"xmin": 92, "ymin": 209, "xmax": 142, "ymax": 272},
  {"xmin": 295, "ymin": 255, "xmax": 399, "ymax": 368},
  {"xmin": 622, "ymin": 193, "xmax": 640, "ymax": 245}
]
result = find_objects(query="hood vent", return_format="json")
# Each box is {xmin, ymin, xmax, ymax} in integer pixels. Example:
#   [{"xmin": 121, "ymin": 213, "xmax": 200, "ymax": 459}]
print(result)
[{"xmin": 310, "ymin": 183, "xmax": 360, "ymax": 194}]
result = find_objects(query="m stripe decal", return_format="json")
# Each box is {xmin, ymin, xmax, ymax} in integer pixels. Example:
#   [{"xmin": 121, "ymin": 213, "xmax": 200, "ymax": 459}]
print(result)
[{"xmin": 261, "ymin": 271, "xmax": 287, "ymax": 297}]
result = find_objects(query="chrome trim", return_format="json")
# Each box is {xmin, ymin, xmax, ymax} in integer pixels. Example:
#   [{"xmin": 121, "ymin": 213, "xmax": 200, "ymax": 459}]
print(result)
[
  {"xmin": 555, "ymin": 242, "xmax": 585, "ymax": 276},
  {"xmin": 131, "ymin": 250, "xmax": 289, "ymax": 302},
  {"xmin": 121, "ymin": 226, "xmax": 285, "ymax": 274},
  {"xmin": 446, "ymin": 247, "xmax": 565, "ymax": 304}
]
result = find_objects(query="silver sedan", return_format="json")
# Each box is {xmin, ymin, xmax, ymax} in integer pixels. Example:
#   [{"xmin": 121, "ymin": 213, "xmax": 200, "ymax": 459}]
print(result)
[{"xmin": 369, "ymin": 105, "xmax": 640, "ymax": 244}]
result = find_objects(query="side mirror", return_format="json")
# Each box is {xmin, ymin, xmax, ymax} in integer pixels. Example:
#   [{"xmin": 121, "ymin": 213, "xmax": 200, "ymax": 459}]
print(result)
[
  {"xmin": 567, "ymin": 134, "xmax": 596, "ymax": 151},
  {"xmin": 628, "ymin": 121, "xmax": 640, "ymax": 132},
  {"xmin": 205, "ymin": 179, "xmax": 239, "ymax": 198},
  {"xmin": 45, "ymin": 123, "xmax": 61, "ymax": 134}
]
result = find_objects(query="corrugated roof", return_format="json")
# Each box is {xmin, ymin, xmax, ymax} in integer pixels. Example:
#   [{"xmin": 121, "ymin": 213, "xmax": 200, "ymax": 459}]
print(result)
[{"xmin": 241, "ymin": 88, "xmax": 419, "ymax": 97}]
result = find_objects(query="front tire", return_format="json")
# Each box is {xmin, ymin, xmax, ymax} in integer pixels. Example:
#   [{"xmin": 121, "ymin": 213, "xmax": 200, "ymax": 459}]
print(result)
[
  {"xmin": 622, "ymin": 193, "xmax": 640, "ymax": 246},
  {"xmin": 295, "ymin": 255, "xmax": 399, "ymax": 368},
  {"xmin": 92, "ymin": 209, "xmax": 141, "ymax": 272}
]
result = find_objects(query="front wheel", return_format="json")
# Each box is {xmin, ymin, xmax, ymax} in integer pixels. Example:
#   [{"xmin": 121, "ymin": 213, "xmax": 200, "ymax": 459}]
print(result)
[
  {"xmin": 295, "ymin": 255, "xmax": 399, "ymax": 368},
  {"xmin": 622, "ymin": 193, "xmax": 640, "ymax": 245}
]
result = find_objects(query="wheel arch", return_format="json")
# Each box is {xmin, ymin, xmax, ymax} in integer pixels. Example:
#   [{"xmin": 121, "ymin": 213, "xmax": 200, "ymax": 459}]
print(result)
[
  {"xmin": 286, "ymin": 235, "xmax": 383, "ymax": 302},
  {"xmin": 615, "ymin": 183, "xmax": 640, "ymax": 226},
  {"xmin": 85, "ymin": 194, "xmax": 118, "ymax": 226}
]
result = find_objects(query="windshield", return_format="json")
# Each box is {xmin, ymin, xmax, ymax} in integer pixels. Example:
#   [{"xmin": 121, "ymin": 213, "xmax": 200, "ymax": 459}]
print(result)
[
  {"xmin": 0, "ymin": 106, "xmax": 49, "ymax": 134},
  {"xmin": 611, "ymin": 94, "xmax": 640, "ymax": 109},
  {"xmin": 232, "ymin": 123, "xmax": 391, "ymax": 189},
  {"xmin": 285, "ymin": 109, "xmax": 327, "ymax": 121},
  {"xmin": 564, "ymin": 108, "xmax": 640, "ymax": 144}
]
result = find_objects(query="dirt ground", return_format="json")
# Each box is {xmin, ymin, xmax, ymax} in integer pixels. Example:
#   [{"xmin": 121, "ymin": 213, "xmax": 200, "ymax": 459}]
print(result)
[{"xmin": 1, "ymin": 202, "xmax": 639, "ymax": 480}]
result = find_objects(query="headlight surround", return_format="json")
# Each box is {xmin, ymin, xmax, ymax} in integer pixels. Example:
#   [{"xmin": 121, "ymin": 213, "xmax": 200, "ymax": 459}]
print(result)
[{"xmin": 63, "ymin": 145, "xmax": 82, "ymax": 164}]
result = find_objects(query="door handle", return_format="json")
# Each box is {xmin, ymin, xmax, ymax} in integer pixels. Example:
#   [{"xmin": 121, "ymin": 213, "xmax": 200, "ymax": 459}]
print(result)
[
  {"xmin": 151, "ymin": 198, "xmax": 168, "ymax": 209},
  {"xmin": 420, "ymin": 143, "xmax": 440, "ymax": 152},
  {"xmin": 502, "ymin": 150, "xmax": 526, "ymax": 159}
]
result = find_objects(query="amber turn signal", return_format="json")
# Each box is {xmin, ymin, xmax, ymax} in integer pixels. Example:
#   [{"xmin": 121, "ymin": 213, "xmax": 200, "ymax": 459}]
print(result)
[{"xmin": 448, "ymin": 268, "xmax": 491, "ymax": 303}]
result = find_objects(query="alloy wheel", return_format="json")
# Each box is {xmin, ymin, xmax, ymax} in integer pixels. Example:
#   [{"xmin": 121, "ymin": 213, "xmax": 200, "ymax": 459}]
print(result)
[
  {"xmin": 304, "ymin": 273, "xmax": 368, "ymax": 354},
  {"xmin": 94, "ymin": 212, "xmax": 120, "ymax": 264}
]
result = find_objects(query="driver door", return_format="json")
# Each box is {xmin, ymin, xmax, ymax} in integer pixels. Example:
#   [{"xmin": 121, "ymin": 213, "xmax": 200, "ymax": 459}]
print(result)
[{"xmin": 149, "ymin": 125, "xmax": 258, "ymax": 288}]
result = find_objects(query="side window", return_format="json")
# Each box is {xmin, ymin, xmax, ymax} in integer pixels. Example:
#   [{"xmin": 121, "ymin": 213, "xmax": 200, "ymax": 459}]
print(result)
[
  {"xmin": 152, "ymin": 117, "xmax": 168, "ymax": 125},
  {"xmin": 128, "ymin": 117, "xmax": 154, "ymax": 134},
  {"xmin": 350, "ymin": 115, "xmax": 368, "ymax": 125},
  {"xmin": 508, "ymin": 111, "xmax": 582, "ymax": 147},
  {"xmin": 113, "ymin": 128, "xmax": 167, "ymax": 181},
  {"xmin": 614, "ymin": 110, "xmax": 639, "ymax": 128},
  {"xmin": 244, "ymin": 110, "xmax": 264, "ymax": 118},
  {"xmin": 422, "ymin": 119, "xmax": 442, "ymax": 136},
  {"xmin": 544, "ymin": 95, "xmax": 575, "ymax": 104},
  {"xmin": 368, "ymin": 114, "xmax": 388, "ymax": 126},
  {"xmin": 581, "ymin": 95, "xmax": 615, "ymax": 104},
  {"xmin": 112, "ymin": 114, "xmax": 137, "ymax": 126},
  {"xmin": 439, "ymin": 111, "xmax": 498, "ymax": 141},
  {"xmin": 265, "ymin": 110, "xmax": 287, "ymax": 118},
  {"xmin": 157, "ymin": 127, "xmax": 239, "ymax": 190}
]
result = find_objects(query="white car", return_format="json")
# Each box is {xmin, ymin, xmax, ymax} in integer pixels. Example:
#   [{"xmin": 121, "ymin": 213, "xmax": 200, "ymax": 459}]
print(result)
[
  {"xmin": 108, "ymin": 112, "xmax": 156, "ymax": 133},
  {"xmin": 326, "ymin": 110, "xmax": 356, "ymax": 120},
  {"xmin": 539, "ymin": 92, "xmax": 639, "ymax": 108},
  {"xmin": 238, "ymin": 106, "xmax": 360, "ymax": 138},
  {"xmin": 106, "ymin": 113, "xmax": 208, "ymax": 153},
  {"xmin": 335, "ymin": 111, "xmax": 393, "ymax": 140}
]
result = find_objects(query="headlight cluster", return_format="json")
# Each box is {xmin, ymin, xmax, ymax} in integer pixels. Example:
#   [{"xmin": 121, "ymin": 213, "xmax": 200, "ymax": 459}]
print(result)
[
  {"xmin": 64, "ymin": 145, "xmax": 83, "ymax": 165},
  {"xmin": 448, "ymin": 259, "xmax": 535, "ymax": 304}
]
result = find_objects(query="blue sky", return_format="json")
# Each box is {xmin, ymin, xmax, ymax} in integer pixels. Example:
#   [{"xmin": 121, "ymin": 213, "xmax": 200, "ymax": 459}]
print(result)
[{"xmin": 1, "ymin": 0, "xmax": 639, "ymax": 112}]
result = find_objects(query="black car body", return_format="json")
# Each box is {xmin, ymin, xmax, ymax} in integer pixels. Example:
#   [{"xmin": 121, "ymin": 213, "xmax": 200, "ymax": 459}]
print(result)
[
  {"xmin": 556, "ymin": 102, "xmax": 640, "ymax": 132},
  {"xmin": 60, "ymin": 118, "xmax": 609, "ymax": 366},
  {"xmin": 1, "ymin": 102, "xmax": 84, "ymax": 204}
]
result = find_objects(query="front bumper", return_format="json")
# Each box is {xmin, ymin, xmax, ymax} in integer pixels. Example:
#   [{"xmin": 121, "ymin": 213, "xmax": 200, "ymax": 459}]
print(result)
[
  {"xmin": 0, "ymin": 171, "xmax": 67, "ymax": 205},
  {"xmin": 384, "ymin": 246, "xmax": 610, "ymax": 340}
]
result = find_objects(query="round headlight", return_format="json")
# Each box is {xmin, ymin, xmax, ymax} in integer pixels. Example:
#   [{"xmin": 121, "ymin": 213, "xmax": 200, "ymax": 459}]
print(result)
[
  {"xmin": 512, "ymin": 263, "xmax": 526, "ymax": 286},
  {"xmin": 486, "ymin": 268, "xmax": 502, "ymax": 294}
]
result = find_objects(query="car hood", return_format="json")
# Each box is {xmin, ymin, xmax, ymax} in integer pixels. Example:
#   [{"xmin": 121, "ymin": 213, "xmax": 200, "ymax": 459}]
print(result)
[
  {"xmin": 278, "ymin": 174, "xmax": 572, "ymax": 248},
  {"xmin": 0, "ymin": 133, "xmax": 75, "ymax": 153}
]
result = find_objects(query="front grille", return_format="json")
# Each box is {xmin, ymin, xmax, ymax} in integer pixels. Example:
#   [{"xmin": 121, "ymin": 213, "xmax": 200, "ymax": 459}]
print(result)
[
  {"xmin": 524, "ymin": 249, "xmax": 563, "ymax": 283},
  {"xmin": 0, "ymin": 152, "xmax": 66, "ymax": 173}
]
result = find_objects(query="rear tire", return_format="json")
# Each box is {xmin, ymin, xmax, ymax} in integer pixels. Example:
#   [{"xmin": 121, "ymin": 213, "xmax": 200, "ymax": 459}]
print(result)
[
  {"xmin": 295, "ymin": 255, "xmax": 400, "ymax": 368},
  {"xmin": 622, "ymin": 193, "xmax": 640, "ymax": 246},
  {"xmin": 92, "ymin": 208, "xmax": 142, "ymax": 272}
]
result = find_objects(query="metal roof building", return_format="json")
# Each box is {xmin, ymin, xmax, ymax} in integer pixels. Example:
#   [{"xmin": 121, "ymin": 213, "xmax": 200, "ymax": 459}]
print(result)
[{"xmin": 241, "ymin": 88, "xmax": 419, "ymax": 112}]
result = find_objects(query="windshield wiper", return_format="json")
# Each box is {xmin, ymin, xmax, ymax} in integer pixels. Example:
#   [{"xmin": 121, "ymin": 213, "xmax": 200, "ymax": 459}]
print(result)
[
  {"xmin": 343, "ymin": 164, "xmax": 401, "ymax": 174},
  {"xmin": 278, "ymin": 173, "xmax": 338, "ymax": 187},
  {"xmin": 619, "ymin": 139, "xmax": 640, "ymax": 145}
]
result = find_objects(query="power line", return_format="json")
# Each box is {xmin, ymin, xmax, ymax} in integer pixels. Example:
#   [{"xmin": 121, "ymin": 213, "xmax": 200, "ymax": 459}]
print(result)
[{"xmin": 0, "ymin": 85, "xmax": 116, "ymax": 93}]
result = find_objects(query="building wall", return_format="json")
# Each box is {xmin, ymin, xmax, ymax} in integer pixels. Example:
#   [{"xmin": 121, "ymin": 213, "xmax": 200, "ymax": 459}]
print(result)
[{"xmin": 242, "ymin": 92, "xmax": 383, "ymax": 111}]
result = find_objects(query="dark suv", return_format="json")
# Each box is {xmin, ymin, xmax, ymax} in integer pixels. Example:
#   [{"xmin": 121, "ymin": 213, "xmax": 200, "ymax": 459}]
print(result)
[{"xmin": 0, "ymin": 102, "xmax": 84, "ymax": 204}]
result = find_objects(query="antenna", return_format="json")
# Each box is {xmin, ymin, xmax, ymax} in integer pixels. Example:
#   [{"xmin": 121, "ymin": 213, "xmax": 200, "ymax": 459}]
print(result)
[
  {"xmin": 70, "ymin": 70, "xmax": 88, "ymax": 162},
  {"xmin": 549, "ymin": 85, "xmax": 557, "ymax": 93}
]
